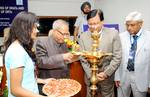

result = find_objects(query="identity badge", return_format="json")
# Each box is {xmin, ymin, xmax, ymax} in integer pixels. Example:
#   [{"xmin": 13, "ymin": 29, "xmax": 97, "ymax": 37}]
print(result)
[
  {"xmin": 16, "ymin": 0, "xmax": 23, "ymax": 5},
  {"xmin": 83, "ymin": 24, "xmax": 89, "ymax": 32}
]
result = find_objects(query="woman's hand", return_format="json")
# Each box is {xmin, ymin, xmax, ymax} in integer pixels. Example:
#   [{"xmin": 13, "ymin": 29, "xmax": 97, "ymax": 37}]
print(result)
[{"xmin": 37, "ymin": 78, "xmax": 56, "ymax": 84}]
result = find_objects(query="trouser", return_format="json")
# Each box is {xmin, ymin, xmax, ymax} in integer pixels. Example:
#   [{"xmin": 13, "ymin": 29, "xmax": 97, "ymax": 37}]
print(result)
[
  {"xmin": 97, "ymin": 78, "xmax": 115, "ymax": 97},
  {"xmin": 85, "ymin": 76, "xmax": 115, "ymax": 97},
  {"xmin": 117, "ymin": 71, "xmax": 147, "ymax": 97}
]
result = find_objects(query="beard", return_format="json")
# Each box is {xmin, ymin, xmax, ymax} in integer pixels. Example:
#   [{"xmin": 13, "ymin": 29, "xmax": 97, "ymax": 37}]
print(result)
[{"xmin": 83, "ymin": 11, "xmax": 89, "ymax": 15}]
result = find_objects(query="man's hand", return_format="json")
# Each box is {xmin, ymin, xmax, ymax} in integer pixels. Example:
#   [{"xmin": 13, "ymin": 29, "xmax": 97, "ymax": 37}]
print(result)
[
  {"xmin": 63, "ymin": 52, "xmax": 79, "ymax": 63},
  {"xmin": 115, "ymin": 81, "xmax": 120, "ymax": 88},
  {"xmin": 97, "ymin": 72, "xmax": 108, "ymax": 81},
  {"xmin": 63, "ymin": 52, "xmax": 73, "ymax": 62}
]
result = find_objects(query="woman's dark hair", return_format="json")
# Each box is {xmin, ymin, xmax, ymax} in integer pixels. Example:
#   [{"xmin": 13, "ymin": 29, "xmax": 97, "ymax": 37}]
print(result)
[
  {"xmin": 87, "ymin": 9, "xmax": 104, "ymax": 21},
  {"xmin": 4, "ymin": 11, "xmax": 38, "ymax": 62},
  {"xmin": 80, "ymin": 1, "xmax": 91, "ymax": 12}
]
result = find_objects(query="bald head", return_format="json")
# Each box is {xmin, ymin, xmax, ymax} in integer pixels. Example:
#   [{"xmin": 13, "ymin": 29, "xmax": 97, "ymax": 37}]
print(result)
[
  {"xmin": 51, "ymin": 19, "xmax": 70, "ymax": 44},
  {"xmin": 52, "ymin": 19, "xmax": 69, "ymax": 30}
]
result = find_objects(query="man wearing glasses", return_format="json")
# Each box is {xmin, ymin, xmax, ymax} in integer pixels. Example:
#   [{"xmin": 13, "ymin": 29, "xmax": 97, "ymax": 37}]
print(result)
[{"xmin": 35, "ymin": 19, "xmax": 76, "ymax": 95}]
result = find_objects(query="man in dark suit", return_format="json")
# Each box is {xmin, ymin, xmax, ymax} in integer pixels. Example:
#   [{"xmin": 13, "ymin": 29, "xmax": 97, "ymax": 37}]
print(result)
[
  {"xmin": 79, "ymin": 9, "xmax": 122, "ymax": 97},
  {"xmin": 35, "ymin": 19, "xmax": 76, "ymax": 95}
]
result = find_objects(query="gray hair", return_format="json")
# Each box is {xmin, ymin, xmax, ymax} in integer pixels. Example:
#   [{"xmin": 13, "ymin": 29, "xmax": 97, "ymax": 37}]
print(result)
[
  {"xmin": 125, "ymin": 11, "xmax": 143, "ymax": 22},
  {"xmin": 52, "ymin": 19, "xmax": 69, "ymax": 30}
]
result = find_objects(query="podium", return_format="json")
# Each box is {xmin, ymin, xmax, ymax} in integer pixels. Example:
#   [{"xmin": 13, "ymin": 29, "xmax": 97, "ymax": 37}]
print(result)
[
  {"xmin": 0, "ymin": 66, "xmax": 7, "ymax": 96},
  {"xmin": 0, "ymin": 54, "xmax": 7, "ymax": 96},
  {"xmin": 70, "ymin": 60, "xmax": 87, "ymax": 97}
]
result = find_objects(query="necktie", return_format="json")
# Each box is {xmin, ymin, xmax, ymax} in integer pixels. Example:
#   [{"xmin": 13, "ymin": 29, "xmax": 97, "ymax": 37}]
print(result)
[{"xmin": 127, "ymin": 35, "xmax": 138, "ymax": 71}]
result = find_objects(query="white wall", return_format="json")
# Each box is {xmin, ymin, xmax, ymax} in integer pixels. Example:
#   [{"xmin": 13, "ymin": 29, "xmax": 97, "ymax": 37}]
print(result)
[
  {"xmin": 1, "ymin": 0, "xmax": 96, "ymax": 45},
  {"xmin": 28, "ymin": 0, "xmax": 95, "ymax": 16},
  {"xmin": 28, "ymin": 0, "xmax": 150, "ymax": 32},
  {"xmin": 95, "ymin": 0, "xmax": 150, "ymax": 32},
  {"xmin": 2, "ymin": 1, "xmax": 149, "ymax": 47}
]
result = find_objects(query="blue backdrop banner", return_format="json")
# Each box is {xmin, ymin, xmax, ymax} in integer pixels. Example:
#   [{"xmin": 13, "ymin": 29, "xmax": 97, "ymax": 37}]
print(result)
[
  {"xmin": 103, "ymin": 24, "xmax": 119, "ymax": 31},
  {"xmin": 0, "ymin": 0, "xmax": 28, "ymax": 36}
]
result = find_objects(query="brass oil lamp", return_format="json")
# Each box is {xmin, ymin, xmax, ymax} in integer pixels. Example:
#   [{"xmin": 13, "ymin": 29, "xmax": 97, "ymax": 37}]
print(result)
[{"xmin": 83, "ymin": 31, "xmax": 111, "ymax": 97}]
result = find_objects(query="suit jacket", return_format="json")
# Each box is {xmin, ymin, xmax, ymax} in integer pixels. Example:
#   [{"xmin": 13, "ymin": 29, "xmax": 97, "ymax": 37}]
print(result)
[
  {"xmin": 79, "ymin": 27, "xmax": 122, "ymax": 79},
  {"xmin": 35, "ymin": 36, "xmax": 69, "ymax": 79},
  {"xmin": 115, "ymin": 29, "xmax": 150, "ymax": 92}
]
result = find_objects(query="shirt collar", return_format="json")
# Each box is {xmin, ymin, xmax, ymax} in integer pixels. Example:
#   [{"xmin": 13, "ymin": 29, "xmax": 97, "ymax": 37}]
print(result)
[
  {"xmin": 99, "ymin": 26, "xmax": 103, "ymax": 34},
  {"xmin": 136, "ymin": 28, "xmax": 143, "ymax": 37},
  {"xmin": 131, "ymin": 28, "xmax": 143, "ymax": 37}
]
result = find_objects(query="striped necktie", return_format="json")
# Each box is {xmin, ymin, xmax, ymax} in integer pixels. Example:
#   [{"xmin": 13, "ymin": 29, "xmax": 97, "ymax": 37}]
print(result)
[{"xmin": 127, "ymin": 35, "xmax": 138, "ymax": 71}]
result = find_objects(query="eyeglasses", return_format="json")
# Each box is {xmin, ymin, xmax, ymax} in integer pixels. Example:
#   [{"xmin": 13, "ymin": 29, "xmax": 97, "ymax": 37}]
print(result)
[{"xmin": 57, "ymin": 30, "xmax": 70, "ymax": 36}]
